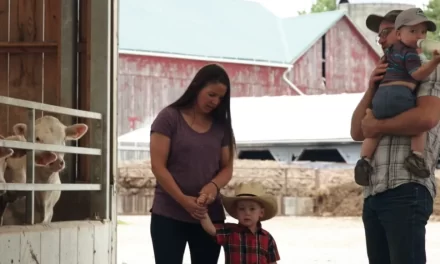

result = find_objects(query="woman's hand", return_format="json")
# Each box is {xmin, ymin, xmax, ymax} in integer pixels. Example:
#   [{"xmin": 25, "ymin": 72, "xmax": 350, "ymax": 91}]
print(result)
[
  {"xmin": 179, "ymin": 195, "xmax": 207, "ymax": 220},
  {"xmin": 199, "ymin": 182, "xmax": 218, "ymax": 206}
]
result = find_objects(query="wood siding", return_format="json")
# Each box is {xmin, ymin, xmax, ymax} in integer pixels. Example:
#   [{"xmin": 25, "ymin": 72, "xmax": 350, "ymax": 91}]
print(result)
[
  {"xmin": 0, "ymin": 0, "xmax": 61, "ymax": 135},
  {"xmin": 291, "ymin": 17, "xmax": 379, "ymax": 95},
  {"xmin": 0, "ymin": 221, "xmax": 112, "ymax": 264}
]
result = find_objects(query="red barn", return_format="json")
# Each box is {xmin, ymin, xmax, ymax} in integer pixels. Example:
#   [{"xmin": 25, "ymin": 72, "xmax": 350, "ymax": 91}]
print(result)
[{"xmin": 118, "ymin": 0, "xmax": 379, "ymax": 135}]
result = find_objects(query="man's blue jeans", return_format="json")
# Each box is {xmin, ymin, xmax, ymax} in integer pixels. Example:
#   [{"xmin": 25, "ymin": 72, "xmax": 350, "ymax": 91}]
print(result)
[{"xmin": 363, "ymin": 183, "xmax": 433, "ymax": 264}]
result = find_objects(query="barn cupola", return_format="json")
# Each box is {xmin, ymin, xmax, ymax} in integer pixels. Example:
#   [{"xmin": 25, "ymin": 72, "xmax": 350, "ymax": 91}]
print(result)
[{"xmin": 338, "ymin": 0, "xmax": 349, "ymax": 12}]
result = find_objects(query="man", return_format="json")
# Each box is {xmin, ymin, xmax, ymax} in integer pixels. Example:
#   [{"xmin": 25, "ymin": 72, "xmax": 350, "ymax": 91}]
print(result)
[{"xmin": 350, "ymin": 9, "xmax": 440, "ymax": 264}]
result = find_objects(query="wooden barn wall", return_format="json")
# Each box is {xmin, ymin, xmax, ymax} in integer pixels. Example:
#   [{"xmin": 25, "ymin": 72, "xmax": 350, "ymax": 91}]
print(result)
[
  {"xmin": 118, "ymin": 55, "xmax": 293, "ymax": 135},
  {"xmin": 0, "ymin": 0, "xmax": 61, "ymax": 136},
  {"xmin": 290, "ymin": 17, "xmax": 379, "ymax": 95},
  {"xmin": 0, "ymin": 0, "xmax": 103, "ymax": 223},
  {"xmin": 290, "ymin": 38, "xmax": 326, "ymax": 94}
]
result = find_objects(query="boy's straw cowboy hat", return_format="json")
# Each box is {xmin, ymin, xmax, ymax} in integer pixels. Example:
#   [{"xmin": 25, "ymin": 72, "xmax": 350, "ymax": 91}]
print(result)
[{"xmin": 222, "ymin": 182, "xmax": 277, "ymax": 221}]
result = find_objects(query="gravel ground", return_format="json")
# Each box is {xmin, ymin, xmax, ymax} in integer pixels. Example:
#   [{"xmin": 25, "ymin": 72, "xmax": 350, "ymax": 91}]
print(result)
[{"xmin": 117, "ymin": 215, "xmax": 440, "ymax": 264}]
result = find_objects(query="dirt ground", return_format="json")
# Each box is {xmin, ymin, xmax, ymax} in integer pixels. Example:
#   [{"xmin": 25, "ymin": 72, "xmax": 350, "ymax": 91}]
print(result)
[{"xmin": 116, "ymin": 215, "xmax": 440, "ymax": 264}]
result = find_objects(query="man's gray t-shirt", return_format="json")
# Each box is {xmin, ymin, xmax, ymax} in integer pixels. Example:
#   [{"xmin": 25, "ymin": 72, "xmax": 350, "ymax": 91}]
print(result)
[{"xmin": 150, "ymin": 107, "xmax": 229, "ymax": 223}]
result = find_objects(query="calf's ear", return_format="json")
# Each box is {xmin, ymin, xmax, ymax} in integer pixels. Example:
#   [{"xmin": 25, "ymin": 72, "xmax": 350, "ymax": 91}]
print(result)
[
  {"xmin": 0, "ymin": 147, "xmax": 14, "ymax": 159},
  {"xmin": 65, "ymin": 124, "xmax": 88, "ymax": 140},
  {"xmin": 13, "ymin": 124, "xmax": 27, "ymax": 136},
  {"xmin": 35, "ymin": 152, "xmax": 57, "ymax": 166}
]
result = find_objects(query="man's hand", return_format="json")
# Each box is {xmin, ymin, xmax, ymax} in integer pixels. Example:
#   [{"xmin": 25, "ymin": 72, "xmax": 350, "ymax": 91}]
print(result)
[
  {"xmin": 433, "ymin": 50, "xmax": 440, "ymax": 63},
  {"xmin": 368, "ymin": 58, "xmax": 387, "ymax": 89},
  {"xmin": 361, "ymin": 109, "xmax": 380, "ymax": 138}
]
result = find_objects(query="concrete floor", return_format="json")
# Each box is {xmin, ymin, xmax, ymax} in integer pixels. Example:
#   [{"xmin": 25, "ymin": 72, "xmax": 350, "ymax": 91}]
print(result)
[{"xmin": 117, "ymin": 216, "xmax": 440, "ymax": 264}]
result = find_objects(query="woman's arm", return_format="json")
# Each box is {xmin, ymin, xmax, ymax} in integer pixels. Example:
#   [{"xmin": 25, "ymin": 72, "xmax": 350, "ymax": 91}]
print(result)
[
  {"xmin": 211, "ymin": 146, "xmax": 233, "ymax": 188},
  {"xmin": 199, "ymin": 146, "xmax": 233, "ymax": 204},
  {"xmin": 150, "ymin": 133, "xmax": 186, "ymax": 204}
]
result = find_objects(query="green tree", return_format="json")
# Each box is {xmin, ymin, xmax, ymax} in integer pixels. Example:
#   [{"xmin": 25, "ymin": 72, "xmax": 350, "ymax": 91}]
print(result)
[
  {"xmin": 298, "ymin": 0, "xmax": 337, "ymax": 15},
  {"xmin": 424, "ymin": 0, "xmax": 440, "ymax": 40},
  {"xmin": 310, "ymin": 0, "xmax": 337, "ymax": 13}
]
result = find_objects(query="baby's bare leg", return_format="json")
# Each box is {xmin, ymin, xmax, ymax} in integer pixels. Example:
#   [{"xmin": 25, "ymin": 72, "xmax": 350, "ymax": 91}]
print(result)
[
  {"xmin": 360, "ymin": 137, "xmax": 381, "ymax": 159},
  {"xmin": 411, "ymin": 132, "xmax": 426, "ymax": 156}
]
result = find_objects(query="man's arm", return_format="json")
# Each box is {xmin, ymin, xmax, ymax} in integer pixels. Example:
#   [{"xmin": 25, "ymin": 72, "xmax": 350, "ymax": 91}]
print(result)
[
  {"xmin": 351, "ymin": 85, "xmax": 375, "ymax": 141},
  {"xmin": 374, "ymin": 95, "xmax": 440, "ymax": 135},
  {"xmin": 351, "ymin": 59, "xmax": 388, "ymax": 141},
  {"xmin": 373, "ymin": 69, "xmax": 440, "ymax": 136}
]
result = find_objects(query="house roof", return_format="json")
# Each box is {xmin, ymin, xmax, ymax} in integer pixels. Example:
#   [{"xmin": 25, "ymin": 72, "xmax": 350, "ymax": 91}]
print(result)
[
  {"xmin": 118, "ymin": 93, "xmax": 363, "ymax": 145},
  {"xmin": 119, "ymin": 0, "xmax": 352, "ymax": 64}
]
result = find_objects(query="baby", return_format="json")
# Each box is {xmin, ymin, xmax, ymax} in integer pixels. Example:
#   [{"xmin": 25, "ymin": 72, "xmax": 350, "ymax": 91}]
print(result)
[
  {"xmin": 197, "ymin": 182, "xmax": 280, "ymax": 264},
  {"xmin": 355, "ymin": 8, "xmax": 440, "ymax": 186}
]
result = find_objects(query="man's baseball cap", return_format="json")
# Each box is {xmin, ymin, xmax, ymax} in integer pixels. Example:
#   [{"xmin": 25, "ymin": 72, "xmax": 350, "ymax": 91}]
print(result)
[
  {"xmin": 395, "ymin": 8, "xmax": 436, "ymax": 32},
  {"xmin": 366, "ymin": 10, "xmax": 402, "ymax": 33}
]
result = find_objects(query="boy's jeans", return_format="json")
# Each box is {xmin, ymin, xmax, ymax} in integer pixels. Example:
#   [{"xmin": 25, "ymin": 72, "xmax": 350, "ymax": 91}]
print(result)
[{"xmin": 362, "ymin": 182, "xmax": 433, "ymax": 264}]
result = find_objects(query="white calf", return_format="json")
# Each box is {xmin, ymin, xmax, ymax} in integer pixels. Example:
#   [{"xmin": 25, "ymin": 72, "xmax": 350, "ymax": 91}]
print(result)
[
  {"xmin": 13, "ymin": 116, "xmax": 88, "ymax": 224},
  {"xmin": 0, "ymin": 135, "xmax": 14, "ymax": 217},
  {"xmin": 0, "ymin": 135, "xmax": 14, "ymax": 193},
  {"xmin": 0, "ymin": 128, "xmax": 58, "ymax": 225}
]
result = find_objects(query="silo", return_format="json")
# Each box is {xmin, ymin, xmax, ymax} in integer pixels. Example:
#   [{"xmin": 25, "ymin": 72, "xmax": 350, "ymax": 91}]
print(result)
[{"xmin": 337, "ymin": 0, "xmax": 415, "ymax": 54}]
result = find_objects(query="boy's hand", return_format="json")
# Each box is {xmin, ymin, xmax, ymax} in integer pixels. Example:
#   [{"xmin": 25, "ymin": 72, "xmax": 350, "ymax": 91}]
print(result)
[{"xmin": 197, "ymin": 193, "xmax": 208, "ymax": 206}]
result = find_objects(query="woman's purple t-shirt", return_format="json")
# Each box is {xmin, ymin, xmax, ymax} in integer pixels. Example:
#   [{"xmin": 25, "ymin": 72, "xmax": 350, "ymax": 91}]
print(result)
[{"xmin": 150, "ymin": 107, "xmax": 228, "ymax": 223}]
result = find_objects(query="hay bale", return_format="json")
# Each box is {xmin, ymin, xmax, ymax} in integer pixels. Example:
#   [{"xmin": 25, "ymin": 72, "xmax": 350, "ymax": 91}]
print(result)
[
  {"xmin": 117, "ymin": 159, "xmax": 440, "ymax": 218},
  {"xmin": 312, "ymin": 179, "xmax": 440, "ymax": 217},
  {"xmin": 311, "ymin": 182, "xmax": 363, "ymax": 216}
]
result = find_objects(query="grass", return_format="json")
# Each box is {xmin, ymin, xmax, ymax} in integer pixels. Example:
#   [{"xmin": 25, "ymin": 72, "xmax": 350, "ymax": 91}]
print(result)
[{"xmin": 117, "ymin": 219, "xmax": 129, "ymax": 225}]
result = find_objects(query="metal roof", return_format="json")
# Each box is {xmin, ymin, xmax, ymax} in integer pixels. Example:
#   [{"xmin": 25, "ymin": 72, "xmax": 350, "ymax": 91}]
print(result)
[
  {"xmin": 118, "ymin": 93, "xmax": 364, "ymax": 145},
  {"xmin": 119, "ymin": 0, "xmax": 346, "ymax": 64}
]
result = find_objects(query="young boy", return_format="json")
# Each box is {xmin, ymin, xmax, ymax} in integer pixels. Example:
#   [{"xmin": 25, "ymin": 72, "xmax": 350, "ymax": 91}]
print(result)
[
  {"xmin": 354, "ymin": 8, "xmax": 440, "ymax": 186},
  {"xmin": 197, "ymin": 182, "xmax": 280, "ymax": 264}
]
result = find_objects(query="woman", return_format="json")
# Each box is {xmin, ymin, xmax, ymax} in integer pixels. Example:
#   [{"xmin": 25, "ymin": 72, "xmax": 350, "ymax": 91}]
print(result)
[{"xmin": 149, "ymin": 64, "xmax": 235, "ymax": 264}]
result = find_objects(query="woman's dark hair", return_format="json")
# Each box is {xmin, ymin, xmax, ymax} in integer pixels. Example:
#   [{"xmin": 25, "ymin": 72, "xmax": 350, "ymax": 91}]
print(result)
[{"xmin": 169, "ymin": 64, "xmax": 236, "ymax": 159}]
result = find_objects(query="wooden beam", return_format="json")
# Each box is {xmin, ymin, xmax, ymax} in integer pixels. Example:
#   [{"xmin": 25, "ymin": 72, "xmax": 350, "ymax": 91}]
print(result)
[
  {"xmin": 0, "ymin": 42, "xmax": 57, "ymax": 53},
  {"xmin": 78, "ymin": 0, "xmax": 92, "ymax": 183}
]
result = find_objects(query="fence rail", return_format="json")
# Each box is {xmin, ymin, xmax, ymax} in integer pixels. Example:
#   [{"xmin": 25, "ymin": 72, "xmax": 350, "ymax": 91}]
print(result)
[
  {"xmin": 0, "ymin": 96, "xmax": 104, "ymax": 225},
  {"xmin": 0, "ymin": 96, "xmax": 102, "ymax": 119},
  {"xmin": 0, "ymin": 140, "xmax": 101, "ymax": 155},
  {"xmin": 0, "ymin": 183, "xmax": 101, "ymax": 191}
]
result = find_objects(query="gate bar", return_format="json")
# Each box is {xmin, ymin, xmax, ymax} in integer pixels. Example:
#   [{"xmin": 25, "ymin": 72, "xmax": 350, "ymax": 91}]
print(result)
[
  {"xmin": 0, "ymin": 140, "xmax": 101, "ymax": 155},
  {"xmin": 0, "ymin": 183, "xmax": 101, "ymax": 191},
  {"xmin": 25, "ymin": 109, "xmax": 36, "ymax": 225},
  {"xmin": 0, "ymin": 96, "xmax": 101, "ymax": 119}
]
